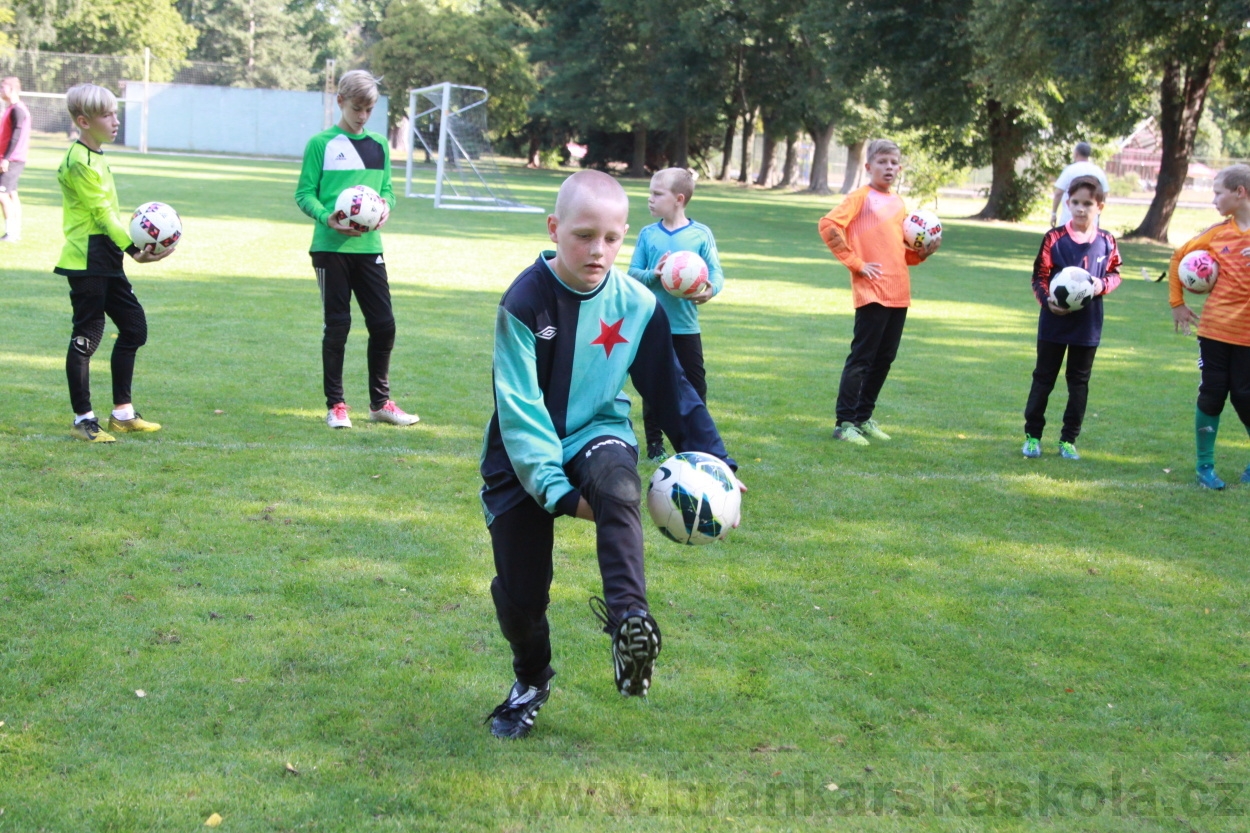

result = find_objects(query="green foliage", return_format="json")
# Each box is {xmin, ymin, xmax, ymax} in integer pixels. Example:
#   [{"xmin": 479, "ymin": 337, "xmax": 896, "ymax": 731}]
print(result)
[
  {"xmin": 897, "ymin": 133, "xmax": 967, "ymax": 209},
  {"xmin": 1109, "ymin": 173, "xmax": 1140, "ymax": 197},
  {"xmin": 178, "ymin": 0, "xmax": 318, "ymax": 89},
  {"xmin": 372, "ymin": 0, "xmax": 537, "ymax": 135},
  {"xmin": 0, "ymin": 3, "xmax": 13, "ymax": 49},
  {"xmin": 53, "ymin": 0, "xmax": 196, "ymax": 69}
]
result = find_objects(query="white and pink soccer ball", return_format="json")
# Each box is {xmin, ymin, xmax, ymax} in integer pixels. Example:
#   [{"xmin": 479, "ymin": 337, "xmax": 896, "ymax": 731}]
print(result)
[
  {"xmin": 334, "ymin": 185, "xmax": 387, "ymax": 232},
  {"xmin": 658, "ymin": 250, "xmax": 709, "ymax": 298},
  {"xmin": 902, "ymin": 210, "xmax": 942, "ymax": 252},
  {"xmin": 1178, "ymin": 250, "xmax": 1218, "ymax": 294},
  {"xmin": 129, "ymin": 202, "xmax": 182, "ymax": 254}
]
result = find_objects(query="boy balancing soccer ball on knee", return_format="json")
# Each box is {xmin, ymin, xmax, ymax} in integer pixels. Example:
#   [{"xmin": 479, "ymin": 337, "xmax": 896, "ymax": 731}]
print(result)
[
  {"xmin": 627, "ymin": 167, "xmax": 724, "ymax": 462},
  {"xmin": 480, "ymin": 170, "xmax": 741, "ymax": 739},
  {"xmin": 1168, "ymin": 164, "xmax": 1250, "ymax": 490},
  {"xmin": 54, "ymin": 84, "xmax": 174, "ymax": 443},
  {"xmin": 1021, "ymin": 176, "xmax": 1121, "ymax": 460},
  {"xmin": 819, "ymin": 139, "xmax": 940, "ymax": 445},
  {"xmin": 295, "ymin": 69, "xmax": 418, "ymax": 430}
]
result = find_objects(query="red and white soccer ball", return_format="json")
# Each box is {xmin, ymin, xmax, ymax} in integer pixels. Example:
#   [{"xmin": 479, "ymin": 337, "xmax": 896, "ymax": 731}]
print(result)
[
  {"xmin": 1049, "ymin": 265, "xmax": 1096, "ymax": 311},
  {"xmin": 647, "ymin": 451, "xmax": 741, "ymax": 546},
  {"xmin": 658, "ymin": 250, "xmax": 710, "ymax": 298},
  {"xmin": 129, "ymin": 202, "xmax": 182, "ymax": 254},
  {"xmin": 334, "ymin": 185, "xmax": 387, "ymax": 232},
  {"xmin": 902, "ymin": 209, "xmax": 942, "ymax": 252},
  {"xmin": 1178, "ymin": 250, "xmax": 1219, "ymax": 294}
]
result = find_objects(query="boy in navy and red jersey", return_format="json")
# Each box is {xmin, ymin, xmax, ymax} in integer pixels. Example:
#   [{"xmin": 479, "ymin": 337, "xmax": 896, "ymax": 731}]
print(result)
[
  {"xmin": 1022, "ymin": 176, "xmax": 1121, "ymax": 459},
  {"xmin": 480, "ymin": 170, "xmax": 740, "ymax": 740}
]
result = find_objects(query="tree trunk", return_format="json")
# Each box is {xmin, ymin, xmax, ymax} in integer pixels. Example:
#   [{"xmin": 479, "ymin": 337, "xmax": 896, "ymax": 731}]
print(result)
[
  {"xmin": 755, "ymin": 129, "xmax": 778, "ymax": 187},
  {"xmin": 737, "ymin": 108, "xmax": 757, "ymax": 183},
  {"xmin": 774, "ymin": 132, "xmax": 798, "ymax": 189},
  {"xmin": 1127, "ymin": 44, "xmax": 1225, "ymax": 243},
  {"xmin": 526, "ymin": 132, "xmax": 542, "ymax": 168},
  {"xmin": 673, "ymin": 118, "xmax": 689, "ymax": 169},
  {"xmin": 974, "ymin": 99, "xmax": 1027, "ymax": 220},
  {"xmin": 840, "ymin": 141, "xmax": 865, "ymax": 193},
  {"xmin": 805, "ymin": 121, "xmax": 836, "ymax": 194},
  {"xmin": 718, "ymin": 115, "xmax": 736, "ymax": 180},
  {"xmin": 629, "ymin": 123, "xmax": 647, "ymax": 177}
]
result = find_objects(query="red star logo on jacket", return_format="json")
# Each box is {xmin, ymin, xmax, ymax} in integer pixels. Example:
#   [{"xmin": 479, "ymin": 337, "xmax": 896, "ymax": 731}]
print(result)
[{"xmin": 590, "ymin": 317, "xmax": 629, "ymax": 358}]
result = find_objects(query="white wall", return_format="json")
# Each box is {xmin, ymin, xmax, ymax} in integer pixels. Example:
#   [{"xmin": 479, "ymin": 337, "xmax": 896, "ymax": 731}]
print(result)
[{"xmin": 123, "ymin": 83, "xmax": 388, "ymax": 157}]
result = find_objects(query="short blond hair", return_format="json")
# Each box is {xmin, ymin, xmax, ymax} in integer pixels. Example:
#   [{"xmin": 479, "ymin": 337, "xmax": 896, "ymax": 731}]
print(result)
[
  {"xmin": 867, "ymin": 139, "xmax": 901, "ymax": 162},
  {"xmin": 337, "ymin": 70, "xmax": 380, "ymax": 105},
  {"xmin": 66, "ymin": 83, "xmax": 117, "ymax": 121},
  {"xmin": 1215, "ymin": 164, "xmax": 1250, "ymax": 195},
  {"xmin": 654, "ymin": 167, "xmax": 695, "ymax": 204}
]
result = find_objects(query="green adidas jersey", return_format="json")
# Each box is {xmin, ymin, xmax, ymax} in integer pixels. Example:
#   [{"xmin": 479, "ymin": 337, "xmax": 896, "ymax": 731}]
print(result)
[
  {"xmin": 295, "ymin": 126, "xmax": 395, "ymax": 254},
  {"xmin": 54, "ymin": 142, "xmax": 135, "ymax": 277}
]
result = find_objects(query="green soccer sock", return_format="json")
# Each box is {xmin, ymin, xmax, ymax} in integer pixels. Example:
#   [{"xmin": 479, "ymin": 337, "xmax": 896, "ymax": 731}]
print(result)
[{"xmin": 1195, "ymin": 408, "xmax": 1221, "ymax": 469}]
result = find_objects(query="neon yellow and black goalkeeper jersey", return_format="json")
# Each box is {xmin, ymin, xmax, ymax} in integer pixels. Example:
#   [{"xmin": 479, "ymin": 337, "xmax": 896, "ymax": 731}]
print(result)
[
  {"xmin": 54, "ymin": 142, "xmax": 135, "ymax": 277},
  {"xmin": 295, "ymin": 126, "xmax": 394, "ymax": 255}
]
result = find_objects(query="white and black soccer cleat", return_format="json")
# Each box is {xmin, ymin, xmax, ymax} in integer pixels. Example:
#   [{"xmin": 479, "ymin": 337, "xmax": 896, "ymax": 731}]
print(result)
[
  {"xmin": 590, "ymin": 596, "xmax": 662, "ymax": 697},
  {"xmin": 485, "ymin": 679, "xmax": 551, "ymax": 739}
]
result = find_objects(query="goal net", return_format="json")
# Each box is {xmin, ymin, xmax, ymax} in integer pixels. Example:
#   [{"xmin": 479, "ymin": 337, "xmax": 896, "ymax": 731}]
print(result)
[{"xmin": 405, "ymin": 83, "xmax": 543, "ymax": 213}]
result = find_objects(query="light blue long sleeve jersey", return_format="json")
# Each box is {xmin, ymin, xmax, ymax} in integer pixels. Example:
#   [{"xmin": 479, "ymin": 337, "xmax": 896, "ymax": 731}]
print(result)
[{"xmin": 627, "ymin": 219, "xmax": 725, "ymax": 335}]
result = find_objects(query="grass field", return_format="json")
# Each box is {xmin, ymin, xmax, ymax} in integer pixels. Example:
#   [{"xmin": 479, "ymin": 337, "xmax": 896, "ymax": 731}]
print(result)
[{"xmin": 2, "ymin": 139, "xmax": 1248, "ymax": 832}]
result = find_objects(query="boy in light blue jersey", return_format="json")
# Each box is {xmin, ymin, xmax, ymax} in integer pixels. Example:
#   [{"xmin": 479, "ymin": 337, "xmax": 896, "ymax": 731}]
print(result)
[{"xmin": 627, "ymin": 168, "xmax": 725, "ymax": 461}]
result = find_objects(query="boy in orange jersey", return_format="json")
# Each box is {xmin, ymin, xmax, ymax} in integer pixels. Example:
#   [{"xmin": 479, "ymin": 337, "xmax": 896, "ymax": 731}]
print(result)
[
  {"xmin": 818, "ymin": 139, "xmax": 940, "ymax": 444},
  {"xmin": 1169, "ymin": 163, "xmax": 1250, "ymax": 489}
]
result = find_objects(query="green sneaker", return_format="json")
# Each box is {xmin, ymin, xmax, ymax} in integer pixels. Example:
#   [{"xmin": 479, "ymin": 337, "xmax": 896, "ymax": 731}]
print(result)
[
  {"xmin": 1022, "ymin": 436, "xmax": 1041, "ymax": 458},
  {"xmin": 1058, "ymin": 441, "xmax": 1080, "ymax": 460},
  {"xmin": 833, "ymin": 421, "xmax": 870, "ymax": 446},
  {"xmin": 858, "ymin": 419, "xmax": 890, "ymax": 441}
]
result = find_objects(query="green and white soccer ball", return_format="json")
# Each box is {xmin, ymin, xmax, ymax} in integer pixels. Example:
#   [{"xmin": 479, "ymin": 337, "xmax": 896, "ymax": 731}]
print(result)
[{"xmin": 647, "ymin": 451, "xmax": 741, "ymax": 545}]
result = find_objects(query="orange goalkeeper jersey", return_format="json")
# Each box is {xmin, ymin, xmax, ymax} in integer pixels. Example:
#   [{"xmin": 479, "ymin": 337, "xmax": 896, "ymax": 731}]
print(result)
[
  {"xmin": 1168, "ymin": 218, "xmax": 1250, "ymax": 347},
  {"xmin": 818, "ymin": 186, "xmax": 921, "ymax": 309}
]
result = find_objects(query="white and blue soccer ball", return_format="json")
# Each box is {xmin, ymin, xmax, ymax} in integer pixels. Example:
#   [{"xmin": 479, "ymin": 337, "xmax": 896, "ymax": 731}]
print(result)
[
  {"xmin": 334, "ymin": 184, "xmax": 386, "ymax": 232},
  {"xmin": 129, "ymin": 201, "xmax": 182, "ymax": 254},
  {"xmin": 647, "ymin": 451, "xmax": 741, "ymax": 546},
  {"xmin": 1048, "ymin": 265, "xmax": 1096, "ymax": 311}
]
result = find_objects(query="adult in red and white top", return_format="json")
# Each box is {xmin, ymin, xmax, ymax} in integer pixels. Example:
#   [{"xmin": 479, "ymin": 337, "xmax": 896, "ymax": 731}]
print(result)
[{"xmin": 0, "ymin": 76, "xmax": 31, "ymax": 243}]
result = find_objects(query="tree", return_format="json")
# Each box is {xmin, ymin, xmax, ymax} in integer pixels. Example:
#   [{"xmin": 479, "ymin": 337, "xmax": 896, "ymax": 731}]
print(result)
[
  {"xmin": 0, "ymin": 2, "xmax": 14, "ymax": 50},
  {"xmin": 373, "ymin": 0, "xmax": 537, "ymax": 138},
  {"xmin": 178, "ymin": 0, "xmax": 318, "ymax": 89},
  {"xmin": 55, "ymin": 0, "xmax": 196, "ymax": 72},
  {"xmin": 1046, "ymin": 0, "xmax": 1246, "ymax": 242}
]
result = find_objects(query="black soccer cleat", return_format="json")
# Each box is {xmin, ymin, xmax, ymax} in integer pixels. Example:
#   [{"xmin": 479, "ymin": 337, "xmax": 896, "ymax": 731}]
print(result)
[
  {"xmin": 485, "ymin": 679, "xmax": 551, "ymax": 739},
  {"xmin": 590, "ymin": 596, "xmax": 662, "ymax": 697}
]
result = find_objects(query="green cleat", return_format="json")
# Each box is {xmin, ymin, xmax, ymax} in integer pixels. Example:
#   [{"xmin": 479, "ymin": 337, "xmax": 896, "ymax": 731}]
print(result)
[
  {"xmin": 1058, "ymin": 441, "xmax": 1080, "ymax": 460},
  {"xmin": 1022, "ymin": 436, "xmax": 1041, "ymax": 458},
  {"xmin": 70, "ymin": 418, "xmax": 115, "ymax": 443},
  {"xmin": 857, "ymin": 419, "xmax": 891, "ymax": 441},
  {"xmin": 833, "ymin": 421, "xmax": 870, "ymax": 446}
]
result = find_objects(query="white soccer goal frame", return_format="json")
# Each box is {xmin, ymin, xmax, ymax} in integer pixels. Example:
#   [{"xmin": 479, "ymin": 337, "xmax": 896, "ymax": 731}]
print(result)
[{"xmin": 405, "ymin": 82, "xmax": 544, "ymax": 213}]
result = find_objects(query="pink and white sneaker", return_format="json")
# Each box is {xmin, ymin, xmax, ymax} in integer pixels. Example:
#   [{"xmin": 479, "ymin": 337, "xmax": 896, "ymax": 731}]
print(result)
[
  {"xmin": 368, "ymin": 400, "xmax": 420, "ymax": 426},
  {"xmin": 326, "ymin": 402, "xmax": 352, "ymax": 429}
]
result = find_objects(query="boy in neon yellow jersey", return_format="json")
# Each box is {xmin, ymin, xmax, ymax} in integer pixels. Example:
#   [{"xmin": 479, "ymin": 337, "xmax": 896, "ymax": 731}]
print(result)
[
  {"xmin": 295, "ymin": 69, "xmax": 418, "ymax": 429},
  {"xmin": 54, "ymin": 84, "xmax": 173, "ymax": 443}
]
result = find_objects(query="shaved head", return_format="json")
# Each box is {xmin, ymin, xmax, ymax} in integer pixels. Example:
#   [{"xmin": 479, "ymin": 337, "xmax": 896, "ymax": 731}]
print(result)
[{"xmin": 554, "ymin": 170, "xmax": 629, "ymax": 221}]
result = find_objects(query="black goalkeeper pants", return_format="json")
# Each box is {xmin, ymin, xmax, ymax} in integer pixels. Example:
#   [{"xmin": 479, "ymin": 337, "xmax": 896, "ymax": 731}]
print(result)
[
  {"xmin": 313, "ymin": 252, "xmax": 396, "ymax": 410},
  {"xmin": 488, "ymin": 436, "xmax": 647, "ymax": 688},
  {"xmin": 836, "ymin": 303, "xmax": 907, "ymax": 425},
  {"xmin": 65, "ymin": 273, "xmax": 148, "ymax": 415},
  {"xmin": 1023, "ymin": 340, "xmax": 1097, "ymax": 443}
]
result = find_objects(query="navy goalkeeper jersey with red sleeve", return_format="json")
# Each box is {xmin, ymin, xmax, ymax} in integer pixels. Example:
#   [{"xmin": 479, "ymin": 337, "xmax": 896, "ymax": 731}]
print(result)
[
  {"xmin": 480, "ymin": 253, "xmax": 735, "ymax": 522},
  {"xmin": 1031, "ymin": 224, "xmax": 1122, "ymax": 346}
]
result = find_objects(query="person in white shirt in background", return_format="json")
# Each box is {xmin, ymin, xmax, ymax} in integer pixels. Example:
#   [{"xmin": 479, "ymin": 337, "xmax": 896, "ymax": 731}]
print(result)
[{"xmin": 1051, "ymin": 142, "xmax": 1110, "ymax": 227}]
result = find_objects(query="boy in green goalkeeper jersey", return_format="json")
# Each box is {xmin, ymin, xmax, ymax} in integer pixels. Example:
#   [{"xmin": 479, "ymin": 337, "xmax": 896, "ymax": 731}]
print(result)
[
  {"xmin": 295, "ymin": 69, "xmax": 418, "ymax": 429},
  {"xmin": 54, "ymin": 84, "xmax": 173, "ymax": 443}
]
